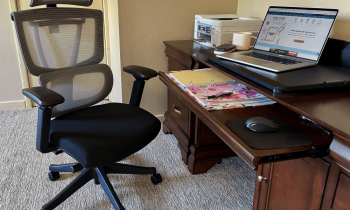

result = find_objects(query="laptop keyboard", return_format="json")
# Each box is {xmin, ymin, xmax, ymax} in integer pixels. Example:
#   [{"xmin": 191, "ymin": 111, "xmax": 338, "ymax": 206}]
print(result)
[{"xmin": 242, "ymin": 52, "xmax": 302, "ymax": 65}]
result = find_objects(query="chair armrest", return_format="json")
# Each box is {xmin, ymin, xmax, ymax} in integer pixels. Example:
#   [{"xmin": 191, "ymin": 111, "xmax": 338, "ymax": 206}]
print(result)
[
  {"xmin": 22, "ymin": 87, "xmax": 65, "ymax": 107},
  {"xmin": 22, "ymin": 87, "xmax": 64, "ymax": 153},
  {"xmin": 123, "ymin": 65, "xmax": 158, "ymax": 80},
  {"xmin": 123, "ymin": 65, "xmax": 157, "ymax": 107}
]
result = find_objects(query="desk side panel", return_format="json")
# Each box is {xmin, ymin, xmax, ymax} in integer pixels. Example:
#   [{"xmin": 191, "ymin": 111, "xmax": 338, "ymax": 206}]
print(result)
[{"xmin": 260, "ymin": 158, "xmax": 329, "ymax": 210}]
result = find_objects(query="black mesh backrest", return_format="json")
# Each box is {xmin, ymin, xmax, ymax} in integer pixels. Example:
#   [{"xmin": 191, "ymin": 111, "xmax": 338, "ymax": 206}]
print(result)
[
  {"xmin": 12, "ymin": 8, "xmax": 104, "ymax": 76},
  {"xmin": 12, "ymin": 7, "xmax": 113, "ymax": 117},
  {"xmin": 30, "ymin": 0, "xmax": 93, "ymax": 7},
  {"xmin": 39, "ymin": 64, "xmax": 113, "ymax": 117}
]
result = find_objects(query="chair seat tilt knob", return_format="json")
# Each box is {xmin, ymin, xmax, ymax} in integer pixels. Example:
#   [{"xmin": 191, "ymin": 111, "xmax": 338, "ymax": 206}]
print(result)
[
  {"xmin": 48, "ymin": 172, "xmax": 60, "ymax": 181},
  {"xmin": 151, "ymin": 173, "xmax": 162, "ymax": 185}
]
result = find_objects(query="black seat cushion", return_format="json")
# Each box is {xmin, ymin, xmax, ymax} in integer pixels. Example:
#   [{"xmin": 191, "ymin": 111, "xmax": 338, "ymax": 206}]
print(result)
[{"xmin": 49, "ymin": 103, "xmax": 161, "ymax": 168}]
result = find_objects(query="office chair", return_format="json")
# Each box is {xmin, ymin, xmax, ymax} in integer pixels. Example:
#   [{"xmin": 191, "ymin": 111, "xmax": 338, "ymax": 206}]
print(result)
[{"xmin": 11, "ymin": 1, "xmax": 162, "ymax": 209}]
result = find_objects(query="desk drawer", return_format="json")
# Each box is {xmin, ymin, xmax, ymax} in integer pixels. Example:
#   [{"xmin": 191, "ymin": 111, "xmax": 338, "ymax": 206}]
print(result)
[
  {"xmin": 211, "ymin": 105, "xmax": 333, "ymax": 167},
  {"xmin": 168, "ymin": 58, "xmax": 188, "ymax": 72},
  {"xmin": 165, "ymin": 46, "xmax": 192, "ymax": 69},
  {"xmin": 167, "ymin": 89, "xmax": 190, "ymax": 135},
  {"xmin": 159, "ymin": 71, "xmax": 334, "ymax": 170}
]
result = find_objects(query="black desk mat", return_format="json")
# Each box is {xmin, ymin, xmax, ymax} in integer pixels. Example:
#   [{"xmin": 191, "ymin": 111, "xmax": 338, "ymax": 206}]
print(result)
[{"xmin": 225, "ymin": 117, "xmax": 312, "ymax": 150}]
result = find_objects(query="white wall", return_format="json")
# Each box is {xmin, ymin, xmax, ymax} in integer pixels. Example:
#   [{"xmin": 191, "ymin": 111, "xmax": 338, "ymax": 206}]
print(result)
[{"xmin": 0, "ymin": 0, "xmax": 23, "ymax": 103}]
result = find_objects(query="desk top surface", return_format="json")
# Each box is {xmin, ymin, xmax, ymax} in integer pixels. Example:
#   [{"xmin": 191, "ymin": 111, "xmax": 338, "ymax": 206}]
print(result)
[{"xmin": 164, "ymin": 40, "xmax": 350, "ymax": 142}]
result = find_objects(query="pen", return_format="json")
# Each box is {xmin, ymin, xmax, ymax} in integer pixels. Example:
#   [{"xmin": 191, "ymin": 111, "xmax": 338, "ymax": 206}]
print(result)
[{"xmin": 206, "ymin": 92, "xmax": 233, "ymax": 99}]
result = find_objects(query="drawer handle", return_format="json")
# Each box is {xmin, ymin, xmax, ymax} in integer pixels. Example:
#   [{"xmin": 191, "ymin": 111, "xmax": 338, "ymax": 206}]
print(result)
[
  {"xmin": 258, "ymin": 176, "xmax": 268, "ymax": 183},
  {"xmin": 173, "ymin": 104, "xmax": 182, "ymax": 115}
]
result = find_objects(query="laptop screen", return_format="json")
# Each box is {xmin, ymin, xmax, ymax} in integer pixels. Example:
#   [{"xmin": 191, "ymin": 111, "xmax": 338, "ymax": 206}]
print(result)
[{"xmin": 253, "ymin": 7, "xmax": 338, "ymax": 61}]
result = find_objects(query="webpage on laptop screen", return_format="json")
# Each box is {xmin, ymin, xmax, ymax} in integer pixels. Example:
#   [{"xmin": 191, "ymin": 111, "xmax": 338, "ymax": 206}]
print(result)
[{"xmin": 254, "ymin": 8, "xmax": 337, "ymax": 61}]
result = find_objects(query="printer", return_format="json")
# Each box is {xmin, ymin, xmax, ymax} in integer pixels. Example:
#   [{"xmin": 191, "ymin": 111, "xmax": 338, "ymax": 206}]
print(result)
[{"xmin": 194, "ymin": 14, "xmax": 263, "ymax": 48}]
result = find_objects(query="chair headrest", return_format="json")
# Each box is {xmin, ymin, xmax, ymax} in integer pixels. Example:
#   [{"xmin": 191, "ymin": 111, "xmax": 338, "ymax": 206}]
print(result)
[{"xmin": 30, "ymin": 0, "xmax": 93, "ymax": 7}]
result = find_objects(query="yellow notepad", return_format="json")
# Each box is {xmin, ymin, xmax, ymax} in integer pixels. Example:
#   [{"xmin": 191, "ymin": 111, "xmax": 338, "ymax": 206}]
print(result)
[{"xmin": 170, "ymin": 69, "xmax": 233, "ymax": 85}]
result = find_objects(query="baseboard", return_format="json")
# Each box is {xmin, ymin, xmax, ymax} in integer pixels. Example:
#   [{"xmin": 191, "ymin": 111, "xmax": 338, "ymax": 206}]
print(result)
[
  {"xmin": 0, "ymin": 100, "xmax": 26, "ymax": 111},
  {"xmin": 155, "ymin": 114, "xmax": 165, "ymax": 123}
]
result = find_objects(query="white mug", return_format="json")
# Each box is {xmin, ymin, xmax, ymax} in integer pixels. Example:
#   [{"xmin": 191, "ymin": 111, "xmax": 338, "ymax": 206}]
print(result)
[{"xmin": 232, "ymin": 32, "xmax": 257, "ymax": 50}]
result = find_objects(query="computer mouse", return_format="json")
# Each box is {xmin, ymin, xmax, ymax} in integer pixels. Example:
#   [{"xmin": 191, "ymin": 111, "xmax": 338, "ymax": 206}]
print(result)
[{"xmin": 245, "ymin": 117, "xmax": 279, "ymax": 133}]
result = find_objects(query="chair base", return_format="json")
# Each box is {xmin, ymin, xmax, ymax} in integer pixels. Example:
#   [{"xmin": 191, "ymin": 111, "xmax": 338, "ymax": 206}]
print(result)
[{"xmin": 42, "ymin": 163, "xmax": 162, "ymax": 210}]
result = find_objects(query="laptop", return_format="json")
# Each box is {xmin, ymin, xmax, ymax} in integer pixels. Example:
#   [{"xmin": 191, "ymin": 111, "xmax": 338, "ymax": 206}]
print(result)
[{"xmin": 217, "ymin": 6, "xmax": 339, "ymax": 72}]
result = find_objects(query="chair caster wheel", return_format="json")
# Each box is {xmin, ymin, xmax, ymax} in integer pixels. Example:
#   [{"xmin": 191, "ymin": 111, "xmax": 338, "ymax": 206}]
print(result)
[
  {"xmin": 151, "ymin": 173, "xmax": 162, "ymax": 185},
  {"xmin": 48, "ymin": 171, "xmax": 60, "ymax": 181}
]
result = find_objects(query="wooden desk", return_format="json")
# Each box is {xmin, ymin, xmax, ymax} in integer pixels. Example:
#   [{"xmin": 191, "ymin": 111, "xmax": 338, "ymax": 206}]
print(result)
[{"xmin": 160, "ymin": 40, "xmax": 350, "ymax": 210}]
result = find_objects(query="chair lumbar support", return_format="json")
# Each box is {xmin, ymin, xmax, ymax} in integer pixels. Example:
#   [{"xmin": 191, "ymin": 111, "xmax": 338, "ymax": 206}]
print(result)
[{"xmin": 42, "ymin": 163, "xmax": 162, "ymax": 210}]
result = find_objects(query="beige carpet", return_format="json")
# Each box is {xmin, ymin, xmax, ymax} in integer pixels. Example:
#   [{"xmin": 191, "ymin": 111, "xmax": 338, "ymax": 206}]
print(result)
[{"xmin": 0, "ymin": 106, "xmax": 255, "ymax": 210}]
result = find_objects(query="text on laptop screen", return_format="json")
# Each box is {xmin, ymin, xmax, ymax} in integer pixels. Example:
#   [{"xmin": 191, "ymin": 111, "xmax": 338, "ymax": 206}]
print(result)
[{"xmin": 254, "ymin": 8, "xmax": 337, "ymax": 61}]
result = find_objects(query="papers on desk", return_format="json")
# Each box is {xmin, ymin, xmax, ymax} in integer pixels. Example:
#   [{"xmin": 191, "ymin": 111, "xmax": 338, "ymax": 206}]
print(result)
[
  {"xmin": 169, "ymin": 68, "xmax": 233, "ymax": 85},
  {"xmin": 167, "ymin": 69, "xmax": 276, "ymax": 110}
]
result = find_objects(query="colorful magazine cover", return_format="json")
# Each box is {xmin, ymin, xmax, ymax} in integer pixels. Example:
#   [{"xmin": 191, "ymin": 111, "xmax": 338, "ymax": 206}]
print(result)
[
  {"xmin": 166, "ymin": 71, "xmax": 275, "ymax": 110},
  {"xmin": 185, "ymin": 81, "xmax": 268, "ymax": 106}
]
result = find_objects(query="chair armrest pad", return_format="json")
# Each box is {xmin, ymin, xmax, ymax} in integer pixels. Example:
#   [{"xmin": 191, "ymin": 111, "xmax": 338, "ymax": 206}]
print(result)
[
  {"xmin": 123, "ymin": 65, "xmax": 158, "ymax": 80},
  {"xmin": 22, "ymin": 87, "xmax": 65, "ymax": 107}
]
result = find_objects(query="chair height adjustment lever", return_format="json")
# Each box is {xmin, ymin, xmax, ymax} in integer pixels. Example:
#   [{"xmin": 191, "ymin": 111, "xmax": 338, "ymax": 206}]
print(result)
[{"xmin": 52, "ymin": 149, "xmax": 64, "ymax": 155}]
